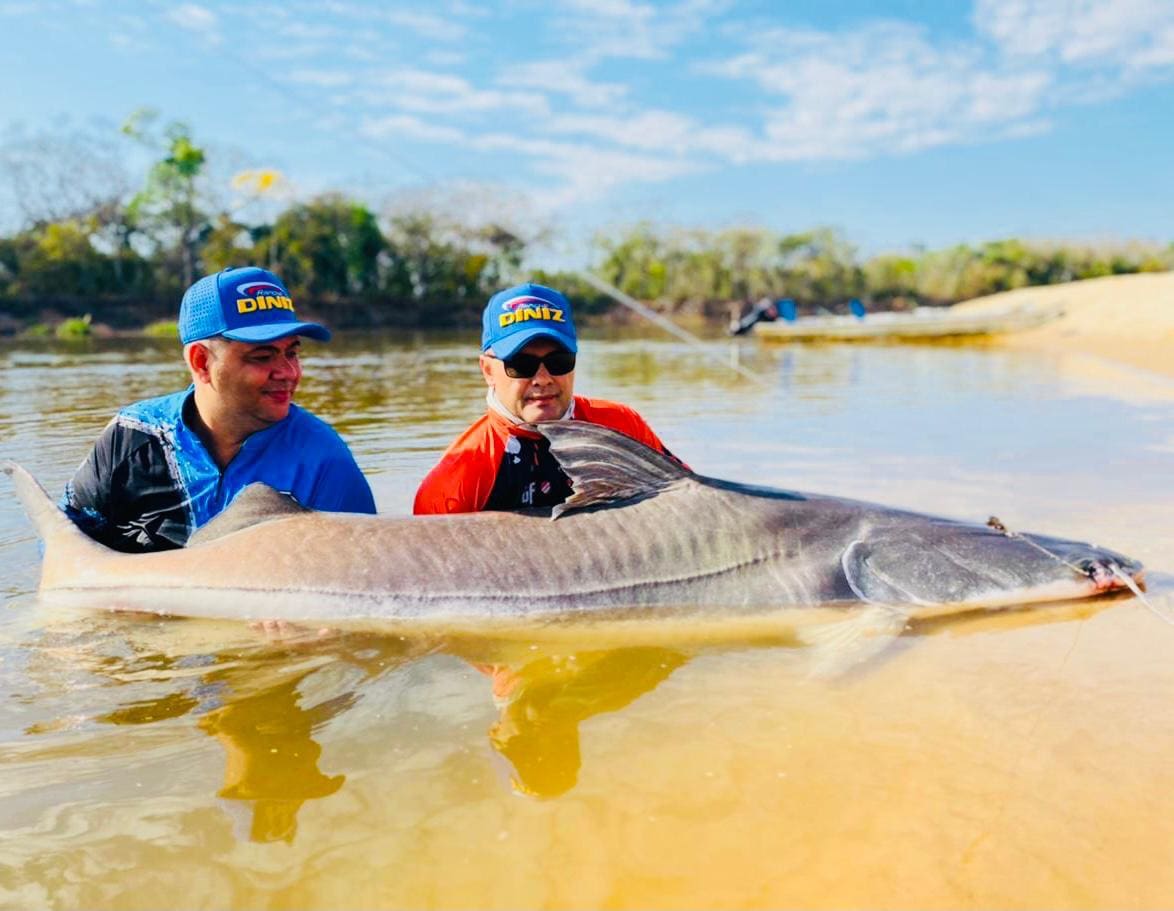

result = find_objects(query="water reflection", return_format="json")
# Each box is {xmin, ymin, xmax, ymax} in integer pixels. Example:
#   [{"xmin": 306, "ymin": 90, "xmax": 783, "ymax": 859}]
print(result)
[
  {"xmin": 12, "ymin": 612, "xmax": 700, "ymax": 830},
  {"xmin": 17, "ymin": 623, "xmax": 423, "ymax": 845},
  {"xmin": 84, "ymin": 626, "xmax": 693, "ymax": 810},
  {"xmin": 87, "ymin": 642, "xmax": 352, "ymax": 844},
  {"xmin": 198, "ymin": 671, "xmax": 347, "ymax": 844},
  {"xmin": 3, "ymin": 590, "xmax": 1174, "ymax": 907},
  {"xmin": 476, "ymin": 647, "xmax": 688, "ymax": 798}
]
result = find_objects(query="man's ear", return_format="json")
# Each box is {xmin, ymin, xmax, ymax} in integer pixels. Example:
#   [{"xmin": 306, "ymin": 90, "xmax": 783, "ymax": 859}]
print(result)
[
  {"xmin": 478, "ymin": 354, "xmax": 495, "ymax": 387},
  {"xmin": 186, "ymin": 342, "xmax": 214, "ymax": 384}
]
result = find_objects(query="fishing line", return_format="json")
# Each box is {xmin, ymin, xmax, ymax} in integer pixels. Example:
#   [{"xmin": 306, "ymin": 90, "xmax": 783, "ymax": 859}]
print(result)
[
  {"xmin": 576, "ymin": 272, "xmax": 769, "ymax": 385},
  {"xmin": 987, "ymin": 516, "xmax": 1169, "ymax": 626},
  {"xmin": 962, "ymin": 525, "xmax": 1091, "ymax": 865},
  {"xmin": 1109, "ymin": 566, "xmax": 1174, "ymax": 626},
  {"xmin": 199, "ymin": 35, "xmax": 769, "ymax": 386},
  {"xmin": 985, "ymin": 516, "xmax": 1086, "ymax": 575}
]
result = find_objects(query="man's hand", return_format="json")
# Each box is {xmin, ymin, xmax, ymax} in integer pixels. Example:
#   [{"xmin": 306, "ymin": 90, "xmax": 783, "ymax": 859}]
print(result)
[{"xmin": 249, "ymin": 619, "xmax": 335, "ymax": 643}]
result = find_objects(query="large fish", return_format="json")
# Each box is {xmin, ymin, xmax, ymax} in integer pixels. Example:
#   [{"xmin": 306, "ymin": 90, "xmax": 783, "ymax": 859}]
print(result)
[{"xmin": 1, "ymin": 422, "xmax": 1144, "ymax": 659}]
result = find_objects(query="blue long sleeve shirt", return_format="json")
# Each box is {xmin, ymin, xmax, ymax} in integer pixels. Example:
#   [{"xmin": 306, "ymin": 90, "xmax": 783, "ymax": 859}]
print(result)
[{"xmin": 63, "ymin": 387, "xmax": 375, "ymax": 552}]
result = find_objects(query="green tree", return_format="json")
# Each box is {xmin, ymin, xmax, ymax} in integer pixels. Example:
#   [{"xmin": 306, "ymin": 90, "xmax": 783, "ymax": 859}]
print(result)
[
  {"xmin": 663, "ymin": 232, "xmax": 730, "ymax": 306},
  {"xmin": 18, "ymin": 219, "xmax": 113, "ymax": 297},
  {"xmin": 595, "ymin": 222, "xmax": 669, "ymax": 300},
  {"xmin": 200, "ymin": 214, "xmax": 256, "ymax": 274},
  {"xmin": 864, "ymin": 254, "xmax": 919, "ymax": 304},
  {"xmin": 716, "ymin": 228, "xmax": 777, "ymax": 301},
  {"xmin": 382, "ymin": 211, "xmax": 490, "ymax": 321},
  {"xmin": 268, "ymin": 195, "xmax": 386, "ymax": 300},
  {"xmin": 775, "ymin": 228, "xmax": 864, "ymax": 305},
  {"xmin": 122, "ymin": 109, "xmax": 210, "ymax": 289}
]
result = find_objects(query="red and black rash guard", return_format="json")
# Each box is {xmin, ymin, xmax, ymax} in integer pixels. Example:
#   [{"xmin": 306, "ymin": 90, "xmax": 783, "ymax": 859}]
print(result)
[{"xmin": 413, "ymin": 396, "xmax": 677, "ymax": 515}]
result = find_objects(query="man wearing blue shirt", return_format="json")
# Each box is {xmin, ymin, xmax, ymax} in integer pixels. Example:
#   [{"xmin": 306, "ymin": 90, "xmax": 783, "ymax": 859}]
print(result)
[{"xmin": 63, "ymin": 266, "xmax": 375, "ymax": 553}]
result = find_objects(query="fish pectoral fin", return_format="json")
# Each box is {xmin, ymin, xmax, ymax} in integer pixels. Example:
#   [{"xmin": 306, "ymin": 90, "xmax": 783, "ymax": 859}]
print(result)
[
  {"xmin": 842, "ymin": 539, "xmax": 929, "ymax": 603},
  {"xmin": 187, "ymin": 484, "xmax": 308, "ymax": 546},
  {"xmin": 798, "ymin": 604, "xmax": 911, "ymax": 678},
  {"xmin": 533, "ymin": 421, "xmax": 690, "ymax": 518},
  {"xmin": 843, "ymin": 537, "xmax": 1004, "ymax": 604}
]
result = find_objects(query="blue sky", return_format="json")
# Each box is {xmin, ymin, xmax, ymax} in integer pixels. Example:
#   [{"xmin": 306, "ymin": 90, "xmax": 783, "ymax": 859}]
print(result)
[{"xmin": 1, "ymin": 0, "xmax": 1172, "ymax": 262}]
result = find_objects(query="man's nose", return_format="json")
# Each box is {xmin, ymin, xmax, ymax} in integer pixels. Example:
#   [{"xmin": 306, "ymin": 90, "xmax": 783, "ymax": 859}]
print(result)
[
  {"xmin": 272, "ymin": 354, "xmax": 299, "ymax": 379},
  {"xmin": 530, "ymin": 363, "xmax": 554, "ymax": 383}
]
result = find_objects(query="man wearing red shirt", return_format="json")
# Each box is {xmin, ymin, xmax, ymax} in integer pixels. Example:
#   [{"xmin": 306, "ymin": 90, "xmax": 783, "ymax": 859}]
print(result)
[{"xmin": 413, "ymin": 282, "xmax": 679, "ymax": 515}]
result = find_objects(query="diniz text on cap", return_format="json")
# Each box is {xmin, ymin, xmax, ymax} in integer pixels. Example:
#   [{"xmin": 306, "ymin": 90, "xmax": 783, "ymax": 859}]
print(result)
[
  {"xmin": 235, "ymin": 280, "xmax": 295, "ymax": 315},
  {"xmin": 498, "ymin": 294, "xmax": 567, "ymax": 329}
]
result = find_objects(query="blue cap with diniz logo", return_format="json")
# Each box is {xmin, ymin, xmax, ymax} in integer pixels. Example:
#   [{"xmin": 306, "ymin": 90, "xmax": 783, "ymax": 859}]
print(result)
[
  {"xmin": 482, "ymin": 282, "xmax": 578, "ymax": 359},
  {"xmin": 178, "ymin": 266, "xmax": 331, "ymax": 344}
]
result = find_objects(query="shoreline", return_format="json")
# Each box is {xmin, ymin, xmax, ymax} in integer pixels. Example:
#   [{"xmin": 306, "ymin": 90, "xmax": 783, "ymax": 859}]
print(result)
[
  {"xmin": 953, "ymin": 271, "xmax": 1174, "ymax": 381},
  {"xmin": 4, "ymin": 272, "xmax": 1171, "ymax": 384}
]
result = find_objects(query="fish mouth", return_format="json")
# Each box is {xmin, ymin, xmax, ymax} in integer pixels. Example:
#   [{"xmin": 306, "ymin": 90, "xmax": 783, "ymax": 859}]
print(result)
[{"xmin": 1080, "ymin": 557, "xmax": 1146, "ymax": 594}]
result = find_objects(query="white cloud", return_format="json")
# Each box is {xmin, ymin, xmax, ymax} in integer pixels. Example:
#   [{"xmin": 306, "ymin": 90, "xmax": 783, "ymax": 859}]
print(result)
[
  {"xmin": 129, "ymin": 0, "xmax": 1174, "ymax": 212},
  {"xmin": 471, "ymin": 132, "xmax": 704, "ymax": 208},
  {"xmin": 547, "ymin": 110, "xmax": 694, "ymax": 148},
  {"xmin": 360, "ymin": 114, "xmax": 465, "ymax": 143},
  {"xmin": 497, "ymin": 60, "xmax": 628, "ymax": 108},
  {"xmin": 288, "ymin": 69, "xmax": 355, "ymax": 88},
  {"xmin": 166, "ymin": 3, "xmax": 219, "ymax": 42},
  {"xmin": 545, "ymin": 110, "xmax": 758, "ymax": 161},
  {"xmin": 345, "ymin": 45, "xmax": 382, "ymax": 63},
  {"xmin": 383, "ymin": 180, "xmax": 549, "ymax": 243},
  {"xmin": 106, "ymin": 10, "xmax": 150, "ymax": 50},
  {"xmin": 272, "ymin": 21, "xmax": 345, "ymax": 41},
  {"xmin": 552, "ymin": 0, "xmax": 727, "ymax": 61},
  {"xmin": 296, "ymin": 1, "xmax": 467, "ymax": 42},
  {"xmin": 241, "ymin": 41, "xmax": 336, "ymax": 62},
  {"xmin": 363, "ymin": 67, "xmax": 550, "ymax": 116},
  {"xmin": 386, "ymin": 9, "xmax": 466, "ymax": 42},
  {"xmin": 425, "ymin": 49, "xmax": 467, "ymax": 66},
  {"xmin": 703, "ymin": 21, "xmax": 1054, "ymax": 162},
  {"xmin": 1134, "ymin": 24, "xmax": 1174, "ymax": 67},
  {"xmin": 556, "ymin": 0, "xmax": 659, "ymax": 58},
  {"xmin": 974, "ymin": 0, "xmax": 1174, "ymax": 69}
]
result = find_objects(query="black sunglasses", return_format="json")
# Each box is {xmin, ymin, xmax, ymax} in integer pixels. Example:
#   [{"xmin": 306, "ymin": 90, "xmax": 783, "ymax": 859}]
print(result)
[{"xmin": 499, "ymin": 350, "xmax": 577, "ymax": 379}]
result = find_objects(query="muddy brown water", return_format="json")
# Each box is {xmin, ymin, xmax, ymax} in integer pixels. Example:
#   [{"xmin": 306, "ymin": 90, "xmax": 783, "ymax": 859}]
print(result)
[{"xmin": 1, "ymin": 331, "xmax": 1172, "ymax": 910}]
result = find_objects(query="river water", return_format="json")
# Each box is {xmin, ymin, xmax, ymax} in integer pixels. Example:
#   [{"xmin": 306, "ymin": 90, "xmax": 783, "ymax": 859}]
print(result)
[{"xmin": 1, "ymin": 331, "xmax": 1172, "ymax": 909}]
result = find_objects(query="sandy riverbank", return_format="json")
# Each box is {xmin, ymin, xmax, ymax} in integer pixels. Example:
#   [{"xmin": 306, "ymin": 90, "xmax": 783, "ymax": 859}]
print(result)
[{"xmin": 953, "ymin": 271, "xmax": 1174, "ymax": 380}]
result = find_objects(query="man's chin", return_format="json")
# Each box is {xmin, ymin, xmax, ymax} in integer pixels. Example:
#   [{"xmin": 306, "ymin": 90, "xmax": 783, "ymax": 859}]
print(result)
[
  {"xmin": 521, "ymin": 401, "xmax": 565, "ymax": 422},
  {"xmin": 259, "ymin": 401, "xmax": 293, "ymax": 424}
]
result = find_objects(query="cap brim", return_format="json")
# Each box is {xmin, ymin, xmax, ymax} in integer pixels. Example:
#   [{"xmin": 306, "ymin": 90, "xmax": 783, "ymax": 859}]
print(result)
[
  {"xmin": 487, "ymin": 327, "xmax": 577, "ymax": 359},
  {"xmin": 221, "ymin": 321, "xmax": 332, "ymax": 343}
]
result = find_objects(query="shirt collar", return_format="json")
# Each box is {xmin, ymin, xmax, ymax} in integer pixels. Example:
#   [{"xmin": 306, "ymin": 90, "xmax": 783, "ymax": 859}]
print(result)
[{"xmin": 178, "ymin": 384, "xmax": 294, "ymax": 453}]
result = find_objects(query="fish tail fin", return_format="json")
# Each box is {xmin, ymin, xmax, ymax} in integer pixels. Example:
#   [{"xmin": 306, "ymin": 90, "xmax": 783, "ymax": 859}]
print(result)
[
  {"xmin": 798, "ymin": 604, "xmax": 911, "ymax": 678},
  {"xmin": 2, "ymin": 460, "xmax": 111, "ymax": 583}
]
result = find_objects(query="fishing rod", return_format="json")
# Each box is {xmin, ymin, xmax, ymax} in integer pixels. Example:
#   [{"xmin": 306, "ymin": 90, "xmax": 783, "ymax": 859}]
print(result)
[{"xmin": 574, "ymin": 271, "xmax": 769, "ymax": 386}]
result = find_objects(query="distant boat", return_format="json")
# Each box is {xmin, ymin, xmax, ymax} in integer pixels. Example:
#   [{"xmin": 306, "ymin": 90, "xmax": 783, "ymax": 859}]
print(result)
[{"xmin": 734, "ymin": 297, "xmax": 1066, "ymax": 342}]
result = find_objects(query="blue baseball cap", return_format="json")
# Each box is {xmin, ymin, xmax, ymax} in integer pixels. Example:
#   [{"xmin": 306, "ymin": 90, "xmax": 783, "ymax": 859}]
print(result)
[
  {"xmin": 481, "ymin": 282, "xmax": 577, "ymax": 359},
  {"xmin": 178, "ymin": 267, "xmax": 331, "ymax": 345}
]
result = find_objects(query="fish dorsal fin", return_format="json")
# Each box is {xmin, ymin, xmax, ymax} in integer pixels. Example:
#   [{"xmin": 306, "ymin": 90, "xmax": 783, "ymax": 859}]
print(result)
[
  {"xmin": 531, "ymin": 421, "xmax": 691, "ymax": 518},
  {"xmin": 187, "ymin": 484, "xmax": 308, "ymax": 546}
]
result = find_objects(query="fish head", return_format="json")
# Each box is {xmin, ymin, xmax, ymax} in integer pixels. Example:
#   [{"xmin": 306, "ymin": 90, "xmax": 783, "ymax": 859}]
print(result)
[
  {"xmin": 842, "ymin": 522, "xmax": 1145, "ymax": 607},
  {"xmin": 1022, "ymin": 533, "xmax": 1145, "ymax": 596}
]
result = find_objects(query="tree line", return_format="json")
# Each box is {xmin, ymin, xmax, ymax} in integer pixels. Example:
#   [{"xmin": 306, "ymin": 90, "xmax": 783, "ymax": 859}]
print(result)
[
  {"xmin": 594, "ymin": 224, "xmax": 1174, "ymax": 319},
  {"xmin": 1, "ymin": 115, "xmax": 1170, "ymax": 333}
]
